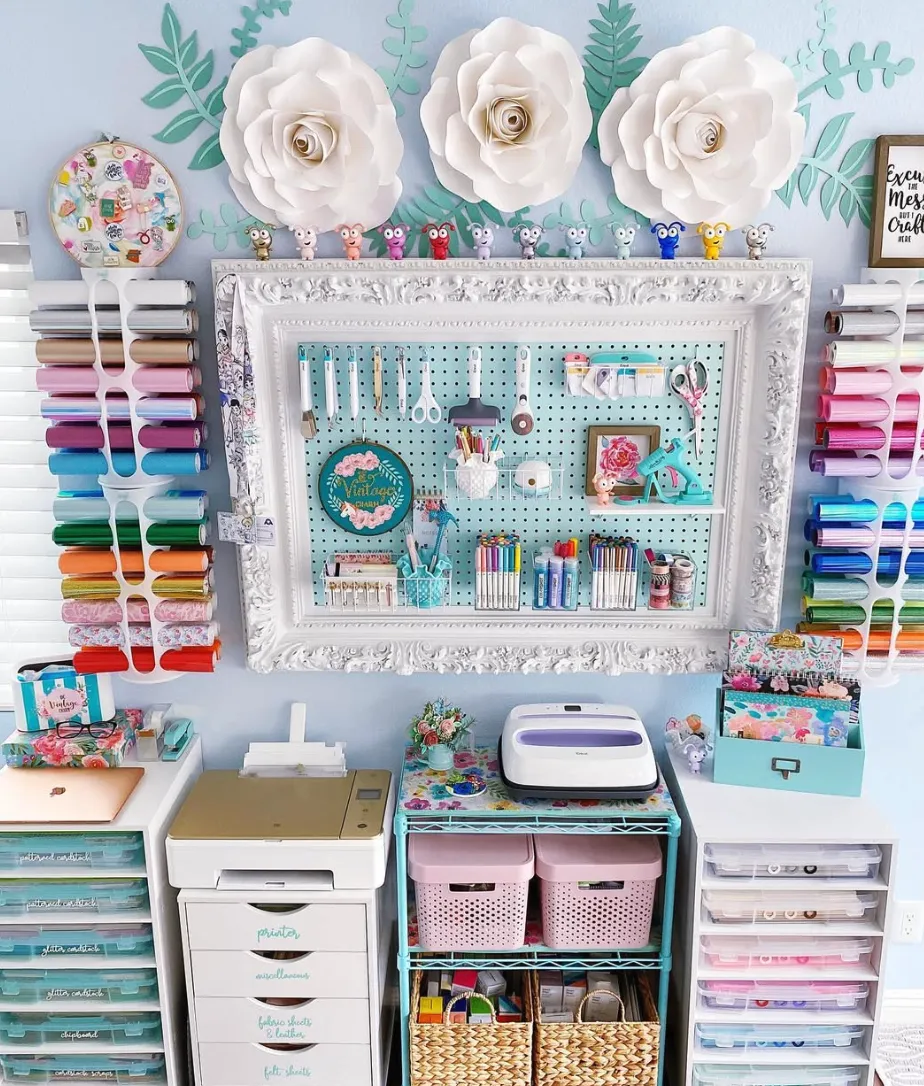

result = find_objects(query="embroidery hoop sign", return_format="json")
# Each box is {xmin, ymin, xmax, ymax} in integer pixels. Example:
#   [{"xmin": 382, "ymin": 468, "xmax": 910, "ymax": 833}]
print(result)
[
  {"xmin": 49, "ymin": 138, "xmax": 183, "ymax": 268},
  {"xmin": 318, "ymin": 441, "xmax": 413, "ymax": 536}
]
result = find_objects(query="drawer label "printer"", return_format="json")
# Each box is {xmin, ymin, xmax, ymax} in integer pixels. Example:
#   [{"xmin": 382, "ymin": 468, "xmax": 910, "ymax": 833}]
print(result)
[{"xmin": 256, "ymin": 925, "xmax": 300, "ymax": 943}]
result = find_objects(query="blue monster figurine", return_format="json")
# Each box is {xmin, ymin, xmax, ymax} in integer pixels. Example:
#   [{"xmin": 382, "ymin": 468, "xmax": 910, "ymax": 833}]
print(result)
[
  {"xmin": 560, "ymin": 223, "xmax": 589, "ymax": 259},
  {"xmin": 651, "ymin": 221, "xmax": 685, "ymax": 259}
]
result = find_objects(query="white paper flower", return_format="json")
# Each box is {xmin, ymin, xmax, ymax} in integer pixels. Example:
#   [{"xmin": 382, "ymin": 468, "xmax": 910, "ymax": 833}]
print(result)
[
  {"xmin": 420, "ymin": 17, "xmax": 591, "ymax": 211},
  {"xmin": 219, "ymin": 37, "xmax": 403, "ymax": 231},
  {"xmin": 598, "ymin": 26, "xmax": 805, "ymax": 225}
]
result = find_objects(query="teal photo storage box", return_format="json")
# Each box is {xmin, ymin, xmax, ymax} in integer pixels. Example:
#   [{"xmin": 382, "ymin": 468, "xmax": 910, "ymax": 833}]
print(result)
[{"xmin": 712, "ymin": 692, "xmax": 865, "ymax": 797}]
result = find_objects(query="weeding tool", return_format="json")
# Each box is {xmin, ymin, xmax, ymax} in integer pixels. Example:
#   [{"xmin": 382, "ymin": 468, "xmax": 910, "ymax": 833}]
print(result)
[
  {"xmin": 448, "ymin": 346, "xmax": 500, "ymax": 428},
  {"xmin": 323, "ymin": 345, "xmax": 338, "ymax": 430},
  {"xmin": 297, "ymin": 344, "xmax": 317, "ymax": 440}
]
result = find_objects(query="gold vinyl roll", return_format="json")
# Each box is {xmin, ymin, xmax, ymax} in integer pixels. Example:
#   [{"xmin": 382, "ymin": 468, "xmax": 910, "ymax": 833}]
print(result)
[{"xmin": 35, "ymin": 338, "xmax": 198, "ymax": 365}]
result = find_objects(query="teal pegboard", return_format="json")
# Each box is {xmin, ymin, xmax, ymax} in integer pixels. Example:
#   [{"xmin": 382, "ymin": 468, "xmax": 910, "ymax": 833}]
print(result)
[{"xmin": 302, "ymin": 340, "xmax": 725, "ymax": 610}]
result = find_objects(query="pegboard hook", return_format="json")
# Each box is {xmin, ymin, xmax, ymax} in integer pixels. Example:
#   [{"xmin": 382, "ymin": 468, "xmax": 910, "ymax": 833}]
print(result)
[{"xmin": 362, "ymin": 418, "xmax": 367, "ymax": 442}]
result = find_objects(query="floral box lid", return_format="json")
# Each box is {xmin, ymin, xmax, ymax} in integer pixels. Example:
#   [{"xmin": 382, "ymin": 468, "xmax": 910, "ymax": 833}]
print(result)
[{"xmin": 1, "ymin": 710, "xmax": 139, "ymax": 769}]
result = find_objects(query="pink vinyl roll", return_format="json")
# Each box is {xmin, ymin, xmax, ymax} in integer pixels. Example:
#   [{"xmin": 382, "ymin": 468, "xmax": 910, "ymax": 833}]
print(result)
[
  {"xmin": 823, "ymin": 424, "xmax": 924, "ymax": 451},
  {"xmin": 818, "ymin": 393, "xmax": 921, "ymax": 423},
  {"xmin": 36, "ymin": 365, "xmax": 201, "ymax": 394},
  {"xmin": 809, "ymin": 450, "xmax": 924, "ymax": 477},
  {"xmin": 814, "ymin": 526, "xmax": 924, "ymax": 547},
  {"xmin": 61, "ymin": 599, "xmax": 214, "ymax": 623},
  {"xmin": 46, "ymin": 422, "xmax": 205, "ymax": 450}
]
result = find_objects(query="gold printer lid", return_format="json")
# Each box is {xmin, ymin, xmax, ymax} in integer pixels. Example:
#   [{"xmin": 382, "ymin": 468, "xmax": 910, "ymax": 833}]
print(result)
[{"xmin": 168, "ymin": 769, "xmax": 391, "ymax": 841}]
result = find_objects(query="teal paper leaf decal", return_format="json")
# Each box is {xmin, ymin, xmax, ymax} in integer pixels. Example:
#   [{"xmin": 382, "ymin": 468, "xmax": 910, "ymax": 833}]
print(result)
[
  {"xmin": 142, "ymin": 78, "xmax": 187, "ymax": 108},
  {"xmin": 839, "ymin": 138, "xmax": 875, "ymax": 179},
  {"xmin": 813, "ymin": 112, "xmax": 853, "ymax": 161},
  {"xmin": 189, "ymin": 132, "xmax": 224, "ymax": 170},
  {"xmin": 138, "ymin": 44, "xmax": 176, "ymax": 75},
  {"xmin": 186, "ymin": 203, "xmax": 260, "ymax": 250},
  {"xmin": 784, "ymin": 0, "xmax": 836, "ymax": 82},
  {"xmin": 376, "ymin": 0, "xmax": 428, "ymax": 117},
  {"xmin": 799, "ymin": 40, "xmax": 914, "ymax": 101},
  {"xmin": 582, "ymin": 0, "xmax": 649, "ymax": 149},
  {"xmin": 798, "ymin": 163, "xmax": 819, "ymax": 205},
  {"xmin": 230, "ymin": 0, "xmax": 293, "ymax": 59},
  {"xmin": 153, "ymin": 109, "xmax": 204, "ymax": 143},
  {"xmin": 819, "ymin": 175, "xmax": 839, "ymax": 218}
]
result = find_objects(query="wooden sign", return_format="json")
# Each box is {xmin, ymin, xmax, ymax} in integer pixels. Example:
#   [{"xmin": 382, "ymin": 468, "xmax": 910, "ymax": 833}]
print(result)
[{"xmin": 869, "ymin": 135, "xmax": 924, "ymax": 267}]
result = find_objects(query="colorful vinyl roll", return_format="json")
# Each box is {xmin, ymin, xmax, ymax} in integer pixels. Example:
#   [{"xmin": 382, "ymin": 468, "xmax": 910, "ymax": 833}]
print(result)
[
  {"xmin": 53, "ymin": 491, "xmax": 207, "ymax": 523},
  {"xmin": 818, "ymin": 394, "xmax": 920, "ymax": 424},
  {"xmin": 53, "ymin": 520, "xmax": 209, "ymax": 547},
  {"xmin": 58, "ymin": 548, "xmax": 212, "ymax": 576},
  {"xmin": 803, "ymin": 600, "xmax": 924, "ymax": 625},
  {"xmin": 68, "ymin": 622, "xmax": 219, "ymax": 649},
  {"xmin": 810, "ymin": 497, "xmax": 924, "ymax": 523},
  {"xmin": 806, "ymin": 549, "xmax": 924, "ymax": 576},
  {"xmin": 824, "ymin": 340, "xmax": 924, "ymax": 365},
  {"xmin": 36, "ymin": 338, "xmax": 198, "ymax": 365},
  {"xmin": 73, "ymin": 642, "xmax": 220, "ymax": 674},
  {"xmin": 61, "ymin": 572, "xmax": 213, "ymax": 599},
  {"xmin": 61, "ymin": 598, "xmax": 214, "ymax": 623},
  {"xmin": 802, "ymin": 573, "xmax": 924, "ymax": 602},
  {"xmin": 46, "ymin": 423, "xmax": 205, "ymax": 450},
  {"xmin": 809, "ymin": 450, "xmax": 924, "ymax": 478},
  {"xmin": 812, "ymin": 525, "xmax": 924, "ymax": 547},
  {"xmin": 42, "ymin": 396, "xmax": 203, "ymax": 422},
  {"xmin": 822, "ymin": 423, "xmax": 924, "ymax": 452},
  {"xmin": 35, "ymin": 365, "xmax": 200, "ymax": 394},
  {"xmin": 30, "ymin": 279, "xmax": 195, "ymax": 308},
  {"xmin": 824, "ymin": 309, "xmax": 924, "ymax": 336},
  {"xmin": 47, "ymin": 449, "xmax": 209, "ymax": 476},
  {"xmin": 30, "ymin": 307, "xmax": 197, "ymax": 335},
  {"xmin": 798, "ymin": 624, "xmax": 924, "ymax": 652},
  {"xmin": 820, "ymin": 366, "xmax": 921, "ymax": 395}
]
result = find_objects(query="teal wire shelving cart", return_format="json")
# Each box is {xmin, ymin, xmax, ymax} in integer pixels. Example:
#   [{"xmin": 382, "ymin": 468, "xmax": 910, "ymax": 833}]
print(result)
[{"xmin": 395, "ymin": 746, "xmax": 681, "ymax": 1086}]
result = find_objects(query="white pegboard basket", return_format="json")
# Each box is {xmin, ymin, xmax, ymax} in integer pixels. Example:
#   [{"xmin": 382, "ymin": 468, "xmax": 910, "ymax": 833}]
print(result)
[
  {"xmin": 443, "ymin": 458, "xmax": 565, "ymax": 503},
  {"xmin": 322, "ymin": 569, "xmax": 453, "ymax": 612}
]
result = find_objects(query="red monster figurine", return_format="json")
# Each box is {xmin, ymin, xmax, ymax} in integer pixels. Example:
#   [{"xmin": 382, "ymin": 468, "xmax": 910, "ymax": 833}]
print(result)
[{"xmin": 422, "ymin": 222, "xmax": 454, "ymax": 259}]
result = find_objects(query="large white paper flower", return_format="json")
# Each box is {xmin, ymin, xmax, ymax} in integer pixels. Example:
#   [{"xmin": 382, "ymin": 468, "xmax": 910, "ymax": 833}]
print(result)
[
  {"xmin": 420, "ymin": 17, "xmax": 591, "ymax": 211},
  {"xmin": 598, "ymin": 26, "xmax": 805, "ymax": 225},
  {"xmin": 219, "ymin": 38, "xmax": 403, "ymax": 231}
]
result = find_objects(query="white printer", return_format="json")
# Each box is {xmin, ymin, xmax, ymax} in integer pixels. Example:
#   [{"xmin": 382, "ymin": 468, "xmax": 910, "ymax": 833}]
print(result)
[{"xmin": 166, "ymin": 769, "xmax": 395, "ymax": 1086}]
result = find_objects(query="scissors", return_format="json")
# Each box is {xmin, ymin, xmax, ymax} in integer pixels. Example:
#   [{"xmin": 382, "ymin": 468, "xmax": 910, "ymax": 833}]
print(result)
[
  {"xmin": 411, "ymin": 351, "xmax": 442, "ymax": 424},
  {"xmin": 669, "ymin": 353, "xmax": 708, "ymax": 459}
]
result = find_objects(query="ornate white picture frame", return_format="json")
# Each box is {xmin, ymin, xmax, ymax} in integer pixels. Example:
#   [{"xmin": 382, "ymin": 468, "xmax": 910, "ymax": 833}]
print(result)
[{"xmin": 213, "ymin": 258, "xmax": 811, "ymax": 675}]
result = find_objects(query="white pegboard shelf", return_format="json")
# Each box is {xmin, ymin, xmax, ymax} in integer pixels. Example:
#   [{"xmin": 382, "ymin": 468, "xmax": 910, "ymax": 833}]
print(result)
[{"xmin": 586, "ymin": 498, "xmax": 725, "ymax": 516}]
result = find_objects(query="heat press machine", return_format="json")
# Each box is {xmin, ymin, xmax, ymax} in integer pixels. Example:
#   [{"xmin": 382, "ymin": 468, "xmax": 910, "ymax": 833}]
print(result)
[
  {"xmin": 620, "ymin": 430, "xmax": 713, "ymax": 505},
  {"xmin": 166, "ymin": 704, "xmax": 395, "ymax": 1086},
  {"xmin": 498, "ymin": 703, "xmax": 659, "ymax": 800}
]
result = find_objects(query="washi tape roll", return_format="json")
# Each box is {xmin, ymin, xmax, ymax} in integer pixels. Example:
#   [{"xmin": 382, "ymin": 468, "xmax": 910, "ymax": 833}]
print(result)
[
  {"xmin": 670, "ymin": 557, "xmax": 696, "ymax": 610},
  {"xmin": 49, "ymin": 138, "xmax": 183, "ymax": 268},
  {"xmin": 649, "ymin": 561, "xmax": 670, "ymax": 610}
]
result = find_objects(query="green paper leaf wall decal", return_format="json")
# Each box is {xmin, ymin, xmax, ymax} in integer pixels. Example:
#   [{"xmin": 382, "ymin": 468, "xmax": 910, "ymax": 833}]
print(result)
[
  {"xmin": 186, "ymin": 204, "xmax": 260, "ymax": 249},
  {"xmin": 142, "ymin": 78, "xmax": 187, "ymax": 108},
  {"xmin": 154, "ymin": 109, "xmax": 204, "ymax": 143},
  {"xmin": 189, "ymin": 132, "xmax": 224, "ymax": 170},
  {"xmin": 376, "ymin": 0, "xmax": 428, "ymax": 117},
  {"xmin": 161, "ymin": 4, "xmax": 181, "ymax": 52},
  {"xmin": 798, "ymin": 163, "xmax": 819, "ymax": 204},
  {"xmin": 819, "ymin": 175, "xmax": 840, "ymax": 218},
  {"xmin": 814, "ymin": 112, "xmax": 853, "ymax": 160},
  {"xmin": 582, "ymin": 0, "xmax": 649, "ymax": 150},
  {"xmin": 230, "ymin": 0, "xmax": 293, "ymax": 59},
  {"xmin": 138, "ymin": 44, "xmax": 176, "ymax": 74},
  {"xmin": 839, "ymin": 138, "xmax": 874, "ymax": 179}
]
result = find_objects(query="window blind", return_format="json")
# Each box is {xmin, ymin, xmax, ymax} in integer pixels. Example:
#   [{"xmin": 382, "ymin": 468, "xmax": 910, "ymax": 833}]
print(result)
[{"xmin": 0, "ymin": 211, "xmax": 70, "ymax": 706}]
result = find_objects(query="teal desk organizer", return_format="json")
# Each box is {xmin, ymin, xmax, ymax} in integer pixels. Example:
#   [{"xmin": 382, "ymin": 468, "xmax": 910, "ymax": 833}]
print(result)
[
  {"xmin": 713, "ymin": 690, "xmax": 865, "ymax": 797},
  {"xmin": 396, "ymin": 551, "xmax": 451, "ymax": 609}
]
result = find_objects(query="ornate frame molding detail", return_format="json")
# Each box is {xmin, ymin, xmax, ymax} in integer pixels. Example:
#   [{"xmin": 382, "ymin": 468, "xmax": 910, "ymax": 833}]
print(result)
[{"xmin": 212, "ymin": 258, "xmax": 811, "ymax": 675}]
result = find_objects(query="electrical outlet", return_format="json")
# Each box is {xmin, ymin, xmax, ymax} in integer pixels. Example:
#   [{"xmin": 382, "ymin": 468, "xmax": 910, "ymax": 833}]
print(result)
[{"xmin": 894, "ymin": 901, "xmax": 924, "ymax": 943}]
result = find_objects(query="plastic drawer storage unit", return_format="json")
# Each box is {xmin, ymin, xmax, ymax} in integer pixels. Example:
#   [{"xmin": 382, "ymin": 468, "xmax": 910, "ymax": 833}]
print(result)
[
  {"xmin": 663, "ymin": 748, "xmax": 896, "ymax": 1086},
  {"xmin": 0, "ymin": 740, "xmax": 203, "ymax": 1086},
  {"xmin": 698, "ymin": 980, "xmax": 869, "ymax": 1013},
  {"xmin": 0, "ymin": 879, "xmax": 149, "ymax": 916},
  {"xmin": 0, "ymin": 969, "xmax": 159, "ymax": 1004},
  {"xmin": 695, "ymin": 1022, "xmax": 866, "ymax": 1052},
  {"xmin": 0, "ymin": 924, "xmax": 154, "ymax": 960},
  {"xmin": 693, "ymin": 1067, "xmax": 861, "ymax": 1086},
  {"xmin": 704, "ymin": 844, "xmax": 882, "ymax": 880},
  {"xmin": 0, "ymin": 835, "xmax": 144, "ymax": 872},
  {"xmin": 0, "ymin": 1011, "xmax": 163, "ymax": 1046},
  {"xmin": 533, "ymin": 834, "xmax": 662, "ymax": 949},
  {"xmin": 702, "ymin": 890, "xmax": 878, "ymax": 925},
  {"xmin": 700, "ymin": 936, "xmax": 875, "ymax": 971},
  {"xmin": 0, "ymin": 1053, "xmax": 166, "ymax": 1083},
  {"xmin": 408, "ymin": 833, "xmax": 533, "ymax": 951}
]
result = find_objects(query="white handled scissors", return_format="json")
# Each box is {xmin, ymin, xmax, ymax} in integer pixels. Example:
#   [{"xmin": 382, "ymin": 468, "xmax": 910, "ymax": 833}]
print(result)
[
  {"xmin": 411, "ymin": 352, "xmax": 442, "ymax": 424},
  {"xmin": 669, "ymin": 353, "xmax": 708, "ymax": 459}
]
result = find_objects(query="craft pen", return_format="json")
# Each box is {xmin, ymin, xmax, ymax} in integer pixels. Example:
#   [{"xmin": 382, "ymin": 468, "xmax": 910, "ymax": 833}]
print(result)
[
  {"xmin": 563, "ymin": 556, "xmax": 579, "ymax": 609},
  {"xmin": 513, "ymin": 541, "xmax": 521, "ymax": 610},
  {"xmin": 548, "ymin": 554, "xmax": 563, "ymax": 609}
]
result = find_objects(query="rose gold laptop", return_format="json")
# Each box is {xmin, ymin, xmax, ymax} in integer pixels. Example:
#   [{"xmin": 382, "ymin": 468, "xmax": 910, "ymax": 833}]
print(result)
[{"xmin": 0, "ymin": 768, "xmax": 144, "ymax": 823}]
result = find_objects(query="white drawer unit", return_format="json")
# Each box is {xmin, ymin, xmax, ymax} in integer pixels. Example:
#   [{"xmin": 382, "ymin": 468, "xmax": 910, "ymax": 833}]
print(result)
[
  {"xmin": 168, "ymin": 769, "xmax": 396, "ymax": 1086},
  {"xmin": 663, "ymin": 748, "xmax": 897, "ymax": 1086},
  {"xmin": 0, "ymin": 742, "xmax": 202, "ymax": 1086}
]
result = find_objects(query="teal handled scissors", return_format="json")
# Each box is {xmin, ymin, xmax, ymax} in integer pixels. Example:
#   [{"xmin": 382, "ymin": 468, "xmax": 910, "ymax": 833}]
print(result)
[{"xmin": 669, "ymin": 353, "xmax": 708, "ymax": 459}]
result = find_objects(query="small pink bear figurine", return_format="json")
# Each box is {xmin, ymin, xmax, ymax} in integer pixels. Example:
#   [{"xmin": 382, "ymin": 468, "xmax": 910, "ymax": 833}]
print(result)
[
  {"xmin": 378, "ymin": 222, "xmax": 410, "ymax": 260},
  {"xmin": 292, "ymin": 225, "xmax": 318, "ymax": 260},
  {"xmin": 336, "ymin": 223, "xmax": 364, "ymax": 260}
]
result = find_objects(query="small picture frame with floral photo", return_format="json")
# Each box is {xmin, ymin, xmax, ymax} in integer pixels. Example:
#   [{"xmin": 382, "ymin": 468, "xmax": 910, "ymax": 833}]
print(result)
[{"xmin": 585, "ymin": 424, "xmax": 660, "ymax": 497}]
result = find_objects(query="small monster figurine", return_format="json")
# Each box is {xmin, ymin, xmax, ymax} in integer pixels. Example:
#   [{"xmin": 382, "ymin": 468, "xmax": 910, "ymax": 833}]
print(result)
[
  {"xmin": 514, "ymin": 223, "xmax": 544, "ymax": 259},
  {"xmin": 248, "ymin": 225, "xmax": 273, "ymax": 261},
  {"xmin": 697, "ymin": 222, "xmax": 729, "ymax": 260},
  {"xmin": 743, "ymin": 222, "xmax": 774, "ymax": 260},
  {"xmin": 611, "ymin": 222, "xmax": 638, "ymax": 260},
  {"xmin": 685, "ymin": 742, "xmax": 707, "ymax": 774},
  {"xmin": 336, "ymin": 223, "xmax": 364, "ymax": 260},
  {"xmin": 560, "ymin": 223, "xmax": 589, "ymax": 259},
  {"xmin": 378, "ymin": 222, "xmax": 411, "ymax": 260},
  {"xmin": 422, "ymin": 222, "xmax": 455, "ymax": 259},
  {"xmin": 651, "ymin": 221, "xmax": 685, "ymax": 259},
  {"xmin": 292, "ymin": 225, "xmax": 317, "ymax": 260},
  {"xmin": 470, "ymin": 224, "xmax": 495, "ymax": 260}
]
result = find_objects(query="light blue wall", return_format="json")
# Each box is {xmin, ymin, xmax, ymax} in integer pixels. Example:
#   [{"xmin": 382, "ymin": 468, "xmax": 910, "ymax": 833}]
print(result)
[{"xmin": 4, "ymin": 0, "xmax": 923, "ymax": 986}]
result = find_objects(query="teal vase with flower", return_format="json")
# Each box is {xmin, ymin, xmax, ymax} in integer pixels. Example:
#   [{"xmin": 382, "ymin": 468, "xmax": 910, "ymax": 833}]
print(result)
[{"xmin": 409, "ymin": 698, "xmax": 474, "ymax": 770}]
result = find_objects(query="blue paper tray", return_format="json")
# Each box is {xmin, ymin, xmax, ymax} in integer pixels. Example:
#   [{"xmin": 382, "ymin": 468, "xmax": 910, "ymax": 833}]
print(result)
[
  {"xmin": 0, "ymin": 970, "xmax": 159, "ymax": 1004},
  {"xmin": 0, "ymin": 925, "xmax": 154, "ymax": 961}
]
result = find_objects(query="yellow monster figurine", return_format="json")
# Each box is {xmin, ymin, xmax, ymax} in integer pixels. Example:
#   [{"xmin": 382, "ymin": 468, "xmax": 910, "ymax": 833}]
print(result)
[
  {"xmin": 697, "ymin": 222, "xmax": 729, "ymax": 260},
  {"xmin": 248, "ymin": 225, "xmax": 273, "ymax": 261}
]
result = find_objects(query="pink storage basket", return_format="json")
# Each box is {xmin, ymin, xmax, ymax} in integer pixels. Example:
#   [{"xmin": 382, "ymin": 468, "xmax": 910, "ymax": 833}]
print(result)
[
  {"xmin": 535, "ymin": 835, "xmax": 662, "ymax": 949},
  {"xmin": 408, "ymin": 834, "xmax": 533, "ymax": 951}
]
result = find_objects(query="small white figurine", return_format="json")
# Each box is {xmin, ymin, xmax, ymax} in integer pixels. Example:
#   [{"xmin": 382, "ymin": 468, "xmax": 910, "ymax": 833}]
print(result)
[
  {"xmin": 743, "ymin": 222, "xmax": 774, "ymax": 260},
  {"xmin": 292, "ymin": 225, "xmax": 318, "ymax": 260},
  {"xmin": 611, "ymin": 222, "xmax": 638, "ymax": 260},
  {"xmin": 685, "ymin": 744, "xmax": 707, "ymax": 774},
  {"xmin": 470, "ymin": 224, "xmax": 496, "ymax": 260}
]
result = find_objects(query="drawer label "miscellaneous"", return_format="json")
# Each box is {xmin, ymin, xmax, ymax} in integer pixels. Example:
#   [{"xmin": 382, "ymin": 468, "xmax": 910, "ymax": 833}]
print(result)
[{"xmin": 255, "ymin": 967, "xmax": 311, "ymax": 981}]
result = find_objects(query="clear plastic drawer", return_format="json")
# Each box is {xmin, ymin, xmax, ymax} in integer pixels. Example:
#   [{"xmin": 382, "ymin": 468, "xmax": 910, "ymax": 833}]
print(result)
[
  {"xmin": 703, "ymin": 890, "xmax": 877, "ymax": 925},
  {"xmin": 700, "ymin": 935, "xmax": 874, "ymax": 971},
  {"xmin": 0, "ymin": 925, "xmax": 153, "ymax": 961},
  {"xmin": 0, "ymin": 1012, "xmax": 162, "ymax": 1046},
  {"xmin": 0, "ymin": 880, "xmax": 148, "ymax": 916},
  {"xmin": 0, "ymin": 835, "xmax": 144, "ymax": 872},
  {"xmin": 698, "ymin": 980, "xmax": 869, "ymax": 1013},
  {"xmin": 704, "ymin": 844, "xmax": 881, "ymax": 880},
  {"xmin": 695, "ymin": 1022, "xmax": 865, "ymax": 1051},
  {"xmin": 0, "ymin": 1054, "xmax": 165, "ymax": 1083},
  {"xmin": 0, "ymin": 969, "xmax": 158, "ymax": 1004}
]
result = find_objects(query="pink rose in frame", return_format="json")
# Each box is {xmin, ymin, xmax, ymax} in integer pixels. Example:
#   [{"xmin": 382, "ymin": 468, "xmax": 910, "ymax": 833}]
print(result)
[
  {"xmin": 599, "ymin": 435, "xmax": 642, "ymax": 480},
  {"xmin": 586, "ymin": 425, "xmax": 660, "ymax": 497}
]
